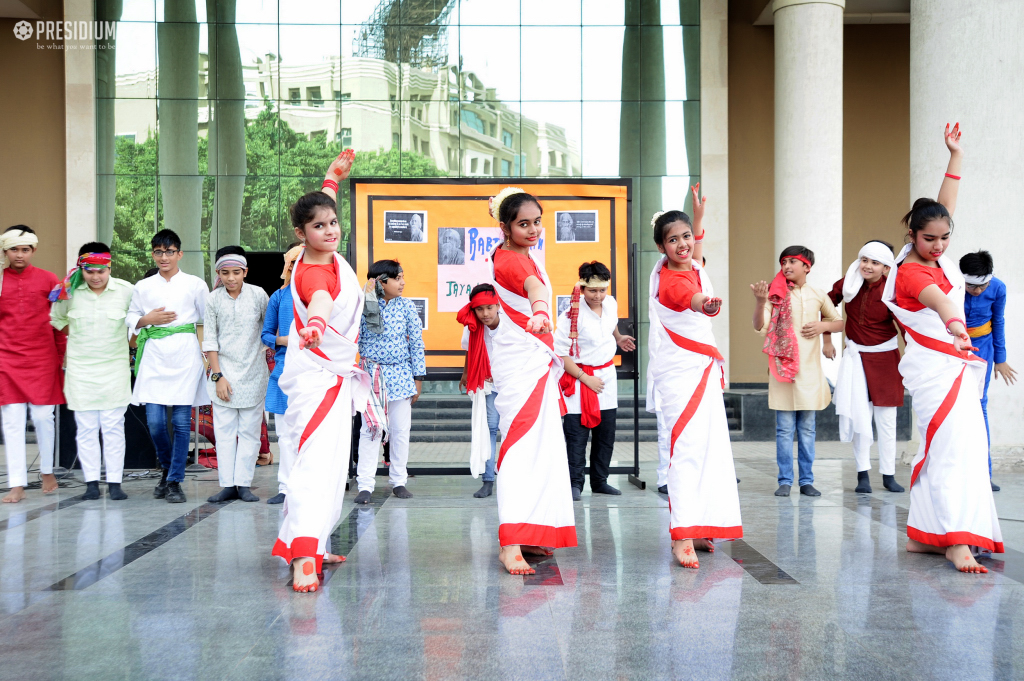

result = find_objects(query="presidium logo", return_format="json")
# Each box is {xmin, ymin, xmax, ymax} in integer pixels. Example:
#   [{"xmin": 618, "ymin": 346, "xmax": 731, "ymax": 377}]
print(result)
[{"xmin": 13, "ymin": 20, "xmax": 116, "ymax": 44}]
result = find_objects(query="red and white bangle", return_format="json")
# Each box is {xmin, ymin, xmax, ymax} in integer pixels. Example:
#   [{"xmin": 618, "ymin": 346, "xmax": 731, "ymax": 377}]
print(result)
[
  {"xmin": 945, "ymin": 317, "xmax": 965, "ymax": 335},
  {"xmin": 703, "ymin": 306, "xmax": 720, "ymax": 317},
  {"xmin": 307, "ymin": 316, "xmax": 327, "ymax": 335},
  {"xmin": 322, "ymin": 178, "xmax": 339, "ymax": 192},
  {"xmin": 694, "ymin": 232, "xmax": 705, "ymax": 243}
]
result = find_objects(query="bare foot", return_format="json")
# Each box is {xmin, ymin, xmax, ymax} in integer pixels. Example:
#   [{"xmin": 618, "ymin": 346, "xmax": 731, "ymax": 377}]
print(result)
[
  {"xmin": 905, "ymin": 538, "xmax": 945, "ymax": 555},
  {"xmin": 498, "ymin": 545, "xmax": 536, "ymax": 575},
  {"xmin": 693, "ymin": 538, "xmax": 715, "ymax": 553},
  {"xmin": 41, "ymin": 474, "xmax": 58, "ymax": 494},
  {"xmin": 672, "ymin": 539, "xmax": 700, "ymax": 569},
  {"xmin": 2, "ymin": 487, "xmax": 25, "ymax": 503},
  {"xmin": 521, "ymin": 545, "xmax": 553, "ymax": 556},
  {"xmin": 291, "ymin": 557, "xmax": 319, "ymax": 592},
  {"xmin": 945, "ymin": 544, "xmax": 988, "ymax": 574},
  {"xmin": 323, "ymin": 552, "xmax": 346, "ymax": 564}
]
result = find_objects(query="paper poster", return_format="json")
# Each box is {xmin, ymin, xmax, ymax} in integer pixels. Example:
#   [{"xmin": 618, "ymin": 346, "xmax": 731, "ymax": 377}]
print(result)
[
  {"xmin": 436, "ymin": 227, "xmax": 546, "ymax": 312},
  {"xmin": 384, "ymin": 210, "xmax": 428, "ymax": 243},
  {"xmin": 554, "ymin": 210, "xmax": 598, "ymax": 243}
]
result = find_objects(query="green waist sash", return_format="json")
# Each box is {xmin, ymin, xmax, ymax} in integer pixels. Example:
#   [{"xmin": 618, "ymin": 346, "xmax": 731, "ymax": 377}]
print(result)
[{"xmin": 134, "ymin": 323, "xmax": 197, "ymax": 376}]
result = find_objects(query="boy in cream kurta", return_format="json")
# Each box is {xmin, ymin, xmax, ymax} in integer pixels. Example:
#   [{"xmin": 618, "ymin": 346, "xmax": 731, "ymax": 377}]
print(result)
[{"xmin": 752, "ymin": 246, "xmax": 843, "ymax": 497}]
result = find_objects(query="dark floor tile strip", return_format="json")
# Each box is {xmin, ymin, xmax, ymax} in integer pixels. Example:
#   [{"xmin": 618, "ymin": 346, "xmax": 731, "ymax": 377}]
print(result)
[
  {"xmin": 328, "ymin": 487, "xmax": 391, "ymax": 560},
  {"xmin": 523, "ymin": 554, "xmax": 564, "ymax": 586},
  {"xmin": 720, "ymin": 539, "xmax": 799, "ymax": 585},
  {"xmin": 0, "ymin": 494, "xmax": 87, "ymax": 533},
  {"xmin": 46, "ymin": 501, "xmax": 230, "ymax": 591},
  {"xmin": 843, "ymin": 493, "xmax": 1024, "ymax": 583}
]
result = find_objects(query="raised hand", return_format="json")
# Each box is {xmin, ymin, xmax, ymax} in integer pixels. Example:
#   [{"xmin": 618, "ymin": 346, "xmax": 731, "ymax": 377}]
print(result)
[
  {"xmin": 690, "ymin": 183, "xmax": 707, "ymax": 227},
  {"xmin": 750, "ymin": 281, "xmax": 769, "ymax": 303},
  {"xmin": 944, "ymin": 122, "xmax": 962, "ymax": 156},
  {"xmin": 327, "ymin": 148, "xmax": 355, "ymax": 183}
]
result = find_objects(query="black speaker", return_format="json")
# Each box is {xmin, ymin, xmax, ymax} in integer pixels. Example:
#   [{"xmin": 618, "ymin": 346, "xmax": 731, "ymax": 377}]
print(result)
[
  {"xmin": 58, "ymin": 403, "xmax": 158, "ymax": 471},
  {"xmin": 244, "ymin": 251, "xmax": 288, "ymax": 298}
]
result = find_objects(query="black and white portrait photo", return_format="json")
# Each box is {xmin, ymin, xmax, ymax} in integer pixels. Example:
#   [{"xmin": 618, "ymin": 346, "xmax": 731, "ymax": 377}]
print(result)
[
  {"xmin": 437, "ymin": 228, "xmax": 465, "ymax": 265},
  {"xmin": 409, "ymin": 297, "xmax": 429, "ymax": 331},
  {"xmin": 384, "ymin": 211, "xmax": 428, "ymax": 243},
  {"xmin": 554, "ymin": 210, "xmax": 599, "ymax": 243},
  {"xmin": 556, "ymin": 295, "xmax": 571, "ymax": 318}
]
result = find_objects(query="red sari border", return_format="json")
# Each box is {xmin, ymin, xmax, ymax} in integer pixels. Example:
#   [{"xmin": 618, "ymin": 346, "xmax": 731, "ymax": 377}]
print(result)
[
  {"xmin": 499, "ymin": 522, "xmax": 578, "ymax": 548},
  {"xmin": 907, "ymin": 526, "xmax": 1004, "ymax": 554},
  {"xmin": 670, "ymin": 525, "xmax": 743, "ymax": 541},
  {"xmin": 272, "ymin": 537, "xmax": 324, "ymax": 573}
]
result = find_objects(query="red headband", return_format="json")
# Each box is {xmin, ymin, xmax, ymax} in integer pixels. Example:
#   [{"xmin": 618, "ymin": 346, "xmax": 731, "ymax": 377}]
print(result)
[
  {"xmin": 780, "ymin": 254, "xmax": 812, "ymax": 269},
  {"xmin": 469, "ymin": 291, "xmax": 499, "ymax": 308}
]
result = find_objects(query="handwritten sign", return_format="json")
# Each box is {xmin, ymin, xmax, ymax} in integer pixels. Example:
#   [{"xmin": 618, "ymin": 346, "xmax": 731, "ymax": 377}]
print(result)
[{"xmin": 437, "ymin": 227, "xmax": 546, "ymax": 312}]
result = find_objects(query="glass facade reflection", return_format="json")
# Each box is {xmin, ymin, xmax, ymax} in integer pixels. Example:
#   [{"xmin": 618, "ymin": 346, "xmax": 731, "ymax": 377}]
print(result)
[{"xmin": 95, "ymin": 0, "xmax": 700, "ymax": 289}]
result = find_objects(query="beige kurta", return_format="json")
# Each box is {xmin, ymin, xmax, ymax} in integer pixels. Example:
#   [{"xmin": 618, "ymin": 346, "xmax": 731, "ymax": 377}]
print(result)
[{"xmin": 755, "ymin": 284, "xmax": 842, "ymax": 411}]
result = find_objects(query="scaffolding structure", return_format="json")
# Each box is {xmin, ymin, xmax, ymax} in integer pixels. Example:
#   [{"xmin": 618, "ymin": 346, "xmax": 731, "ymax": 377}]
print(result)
[{"xmin": 353, "ymin": 0, "xmax": 455, "ymax": 70}]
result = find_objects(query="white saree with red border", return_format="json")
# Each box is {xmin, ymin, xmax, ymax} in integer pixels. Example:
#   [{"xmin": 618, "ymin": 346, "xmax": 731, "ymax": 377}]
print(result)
[
  {"xmin": 882, "ymin": 245, "xmax": 1002, "ymax": 553},
  {"xmin": 649, "ymin": 257, "xmax": 742, "ymax": 541},
  {"xmin": 488, "ymin": 246, "xmax": 577, "ymax": 548},
  {"xmin": 272, "ymin": 252, "xmax": 373, "ymax": 572}
]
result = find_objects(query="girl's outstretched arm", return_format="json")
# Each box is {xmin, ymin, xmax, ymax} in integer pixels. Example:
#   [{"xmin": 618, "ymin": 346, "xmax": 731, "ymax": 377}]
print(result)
[
  {"xmin": 690, "ymin": 183, "xmax": 706, "ymax": 266},
  {"xmin": 936, "ymin": 123, "xmax": 963, "ymax": 216}
]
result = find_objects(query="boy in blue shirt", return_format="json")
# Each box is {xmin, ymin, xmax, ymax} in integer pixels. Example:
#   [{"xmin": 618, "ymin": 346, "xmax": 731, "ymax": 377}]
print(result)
[{"xmin": 961, "ymin": 250, "xmax": 1017, "ymax": 492}]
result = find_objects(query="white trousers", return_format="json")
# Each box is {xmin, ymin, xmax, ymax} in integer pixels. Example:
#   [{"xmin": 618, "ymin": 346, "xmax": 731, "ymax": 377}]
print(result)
[
  {"xmin": 75, "ymin": 407, "xmax": 127, "ymax": 483},
  {"xmin": 1, "ymin": 403, "xmax": 55, "ymax": 489},
  {"xmin": 274, "ymin": 413, "xmax": 295, "ymax": 494},
  {"xmin": 656, "ymin": 409, "xmax": 671, "ymax": 487},
  {"xmin": 356, "ymin": 397, "xmax": 411, "ymax": 492},
  {"xmin": 212, "ymin": 404, "xmax": 263, "ymax": 487},
  {"xmin": 853, "ymin": 405, "xmax": 897, "ymax": 475}
]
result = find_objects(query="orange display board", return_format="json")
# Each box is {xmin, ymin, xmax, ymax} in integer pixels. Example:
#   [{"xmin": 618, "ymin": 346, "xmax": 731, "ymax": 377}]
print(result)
[{"xmin": 349, "ymin": 179, "xmax": 633, "ymax": 373}]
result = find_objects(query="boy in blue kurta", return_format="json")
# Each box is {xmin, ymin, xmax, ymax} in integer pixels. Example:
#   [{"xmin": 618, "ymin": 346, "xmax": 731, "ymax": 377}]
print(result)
[{"xmin": 960, "ymin": 250, "xmax": 1017, "ymax": 492}]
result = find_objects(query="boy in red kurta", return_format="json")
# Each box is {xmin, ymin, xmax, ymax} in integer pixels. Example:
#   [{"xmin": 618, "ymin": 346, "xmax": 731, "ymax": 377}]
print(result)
[
  {"xmin": 827, "ymin": 241, "xmax": 905, "ymax": 494},
  {"xmin": 0, "ymin": 226, "xmax": 66, "ymax": 503}
]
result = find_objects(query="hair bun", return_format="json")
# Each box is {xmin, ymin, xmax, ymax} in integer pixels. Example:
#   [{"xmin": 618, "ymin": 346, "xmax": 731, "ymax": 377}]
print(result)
[{"xmin": 490, "ymin": 187, "xmax": 527, "ymax": 221}]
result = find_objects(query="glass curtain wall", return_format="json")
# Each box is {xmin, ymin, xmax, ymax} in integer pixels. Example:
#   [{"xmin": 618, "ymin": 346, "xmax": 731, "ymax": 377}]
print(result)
[{"xmin": 95, "ymin": 0, "xmax": 700, "ymax": 343}]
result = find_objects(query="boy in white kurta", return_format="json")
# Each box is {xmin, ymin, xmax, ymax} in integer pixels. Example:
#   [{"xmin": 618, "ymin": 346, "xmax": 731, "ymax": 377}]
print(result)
[
  {"xmin": 126, "ymin": 229, "xmax": 210, "ymax": 503},
  {"xmin": 203, "ymin": 247, "xmax": 269, "ymax": 503},
  {"xmin": 554, "ymin": 262, "xmax": 636, "ymax": 500},
  {"xmin": 50, "ymin": 242, "xmax": 133, "ymax": 501}
]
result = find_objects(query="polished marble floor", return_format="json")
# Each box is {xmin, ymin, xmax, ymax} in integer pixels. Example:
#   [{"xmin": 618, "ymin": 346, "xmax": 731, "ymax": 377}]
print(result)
[{"xmin": 2, "ymin": 444, "xmax": 1024, "ymax": 681}]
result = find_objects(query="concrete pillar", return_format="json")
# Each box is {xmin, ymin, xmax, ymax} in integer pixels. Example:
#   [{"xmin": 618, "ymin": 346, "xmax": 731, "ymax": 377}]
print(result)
[
  {"xmin": 910, "ymin": 1, "xmax": 1024, "ymax": 450},
  {"xmin": 701, "ymin": 0, "xmax": 730, "ymax": 381},
  {"xmin": 772, "ymin": 0, "xmax": 845, "ymax": 291},
  {"xmin": 65, "ymin": 0, "xmax": 99, "ymax": 268}
]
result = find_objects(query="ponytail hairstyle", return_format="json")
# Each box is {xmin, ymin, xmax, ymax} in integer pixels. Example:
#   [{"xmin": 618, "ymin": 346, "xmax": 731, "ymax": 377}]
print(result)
[
  {"xmin": 901, "ymin": 198, "xmax": 953, "ymax": 239},
  {"xmin": 652, "ymin": 210, "xmax": 692, "ymax": 248},
  {"xmin": 290, "ymin": 191, "xmax": 337, "ymax": 232}
]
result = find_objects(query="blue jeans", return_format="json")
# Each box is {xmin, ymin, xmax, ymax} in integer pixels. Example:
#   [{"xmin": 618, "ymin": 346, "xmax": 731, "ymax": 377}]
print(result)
[
  {"xmin": 483, "ymin": 391, "xmax": 500, "ymax": 482},
  {"xmin": 776, "ymin": 410, "xmax": 816, "ymax": 487},
  {"xmin": 145, "ymin": 404, "xmax": 192, "ymax": 483}
]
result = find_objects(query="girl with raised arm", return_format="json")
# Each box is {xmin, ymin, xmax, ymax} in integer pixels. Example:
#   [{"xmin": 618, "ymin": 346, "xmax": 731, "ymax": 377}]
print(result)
[
  {"xmin": 648, "ymin": 186, "xmax": 742, "ymax": 569},
  {"xmin": 487, "ymin": 188, "xmax": 578, "ymax": 575},
  {"xmin": 271, "ymin": 150, "xmax": 382, "ymax": 592},
  {"xmin": 882, "ymin": 124, "xmax": 1003, "ymax": 573}
]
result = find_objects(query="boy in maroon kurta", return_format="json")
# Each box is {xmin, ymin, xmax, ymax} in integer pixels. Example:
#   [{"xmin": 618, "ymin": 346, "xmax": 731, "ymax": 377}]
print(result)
[
  {"xmin": 0, "ymin": 226, "xmax": 65, "ymax": 503},
  {"xmin": 827, "ymin": 240, "xmax": 904, "ymax": 494}
]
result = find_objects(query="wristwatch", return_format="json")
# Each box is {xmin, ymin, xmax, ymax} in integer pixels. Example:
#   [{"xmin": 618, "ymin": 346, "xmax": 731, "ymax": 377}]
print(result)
[{"xmin": 210, "ymin": 372, "xmax": 223, "ymax": 382}]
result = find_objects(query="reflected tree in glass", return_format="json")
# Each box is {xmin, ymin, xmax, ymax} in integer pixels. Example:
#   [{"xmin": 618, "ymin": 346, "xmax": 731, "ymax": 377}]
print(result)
[{"xmin": 95, "ymin": 0, "xmax": 122, "ymax": 246}]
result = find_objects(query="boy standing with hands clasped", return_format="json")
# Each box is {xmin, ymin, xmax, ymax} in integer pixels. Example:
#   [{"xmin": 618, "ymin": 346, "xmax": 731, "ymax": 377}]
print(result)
[
  {"xmin": 50, "ymin": 242, "xmax": 134, "ymax": 500},
  {"xmin": 204, "ymin": 246, "xmax": 269, "ymax": 503},
  {"xmin": 752, "ymin": 246, "xmax": 843, "ymax": 497}
]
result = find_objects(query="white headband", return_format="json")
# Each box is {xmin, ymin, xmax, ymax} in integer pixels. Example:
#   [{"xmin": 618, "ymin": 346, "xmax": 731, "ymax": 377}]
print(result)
[
  {"xmin": 962, "ymin": 273, "xmax": 993, "ymax": 286},
  {"xmin": 841, "ymin": 241, "xmax": 896, "ymax": 303},
  {"xmin": 0, "ymin": 230, "xmax": 39, "ymax": 299},
  {"xmin": 215, "ymin": 254, "xmax": 247, "ymax": 271}
]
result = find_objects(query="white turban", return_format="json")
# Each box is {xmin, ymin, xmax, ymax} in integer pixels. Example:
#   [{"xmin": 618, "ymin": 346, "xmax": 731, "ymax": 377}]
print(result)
[
  {"xmin": 0, "ymin": 229, "xmax": 39, "ymax": 297},
  {"xmin": 842, "ymin": 241, "xmax": 897, "ymax": 303},
  {"xmin": 962, "ymin": 273, "xmax": 993, "ymax": 286}
]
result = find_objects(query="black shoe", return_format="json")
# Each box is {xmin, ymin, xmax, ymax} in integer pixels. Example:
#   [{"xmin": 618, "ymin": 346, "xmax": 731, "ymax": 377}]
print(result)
[
  {"xmin": 473, "ymin": 481, "xmax": 494, "ymax": 498},
  {"xmin": 571, "ymin": 487, "xmax": 582, "ymax": 501},
  {"xmin": 736, "ymin": 478, "xmax": 741, "ymax": 484},
  {"xmin": 207, "ymin": 486, "xmax": 238, "ymax": 503},
  {"xmin": 165, "ymin": 481, "xmax": 186, "ymax": 503},
  {"xmin": 657, "ymin": 484, "xmax": 668, "ymax": 495},
  {"xmin": 153, "ymin": 469, "xmax": 169, "ymax": 499},
  {"xmin": 991, "ymin": 481, "xmax": 1001, "ymax": 492},
  {"xmin": 392, "ymin": 485, "xmax": 413, "ymax": 499},
  {"xmin": 800, "ymin": 484, "xmax": 821, "ymax": 497},
  {"xmin": 107, "ymin": 483, "xmax": 127, "ymax": 500},
  {"xmin": 882, "ymin": 474, "xmax": 904, "ymax": 493},
  {"xmin": 236, "ymin": 486, "xmax": 259, "ymax": 502},
  {"xmin": 267, "ymin": 492, "xmax": 286, "ymax": 505},
  {"xmin": 83, "ymin": 481, "xmax": 101, "ymax": 500},
  {"xmin": 855, "ymin": 470, "xmax": 872, "ymax": 494},
  {"xmin": 774, "ymin": 484, "xmax": 791, "ymax": 497},
  {"xmin": 591, "ymin": 482, "xmax": 621, "ymax": 495},
  {"xmin": 355, "ymin": 490, "xmax": 372, "ymax": 504}
]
